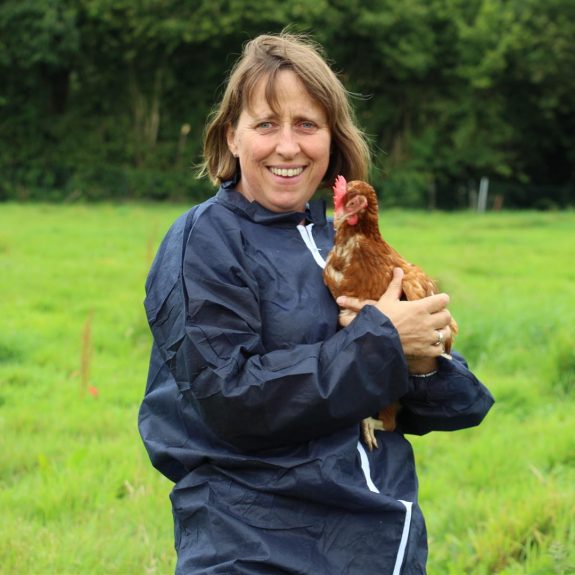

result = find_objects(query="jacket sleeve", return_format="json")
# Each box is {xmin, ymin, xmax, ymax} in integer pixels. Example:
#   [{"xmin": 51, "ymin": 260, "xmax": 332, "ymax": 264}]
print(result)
[
  {"xmin": 397, "ymin": 352, "xmax": 494, "ymax": 435},
  {"xmin": 173, "ymin": 218, "xmax": 410, "ymax": 451}
]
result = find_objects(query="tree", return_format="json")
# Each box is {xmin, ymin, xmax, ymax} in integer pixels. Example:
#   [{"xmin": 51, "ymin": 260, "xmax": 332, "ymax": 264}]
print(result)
[{"xmin": 1, "ymin": 0, "xmax": 573, "ymax": 205}]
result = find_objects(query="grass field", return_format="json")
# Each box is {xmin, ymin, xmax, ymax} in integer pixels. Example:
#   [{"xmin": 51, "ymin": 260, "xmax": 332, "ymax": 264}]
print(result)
[{"xmin": 0, "ymin": 203, "xmax": 574, "ymax": 575}]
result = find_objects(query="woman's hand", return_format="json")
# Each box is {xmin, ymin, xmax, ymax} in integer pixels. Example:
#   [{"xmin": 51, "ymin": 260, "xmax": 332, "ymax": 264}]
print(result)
[{"xmin": 336, "ymin": 268, "xmax": 453, "ymax": 362}]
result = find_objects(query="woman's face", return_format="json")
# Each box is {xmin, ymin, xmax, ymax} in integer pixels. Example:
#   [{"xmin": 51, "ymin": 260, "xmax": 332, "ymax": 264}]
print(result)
[{"xmin": 226, "ymin": 70, "xmax": 332, "ymax": 213}]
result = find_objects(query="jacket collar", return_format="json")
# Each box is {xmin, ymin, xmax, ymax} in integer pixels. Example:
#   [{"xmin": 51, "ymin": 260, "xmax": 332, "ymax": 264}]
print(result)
[{"xmin": 217, "ymin": 181, "xmax": 327, "ymax": 227}]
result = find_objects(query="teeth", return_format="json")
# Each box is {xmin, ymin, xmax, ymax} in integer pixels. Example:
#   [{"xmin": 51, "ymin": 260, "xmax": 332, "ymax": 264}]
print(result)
[{"xmin": 270, "ymin": 167, "xmax": 304, "ymax": 177}]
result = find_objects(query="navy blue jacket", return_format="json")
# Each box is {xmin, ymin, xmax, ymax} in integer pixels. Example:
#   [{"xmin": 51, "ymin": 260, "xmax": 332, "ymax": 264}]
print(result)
[{"xmin": 139, "ymin": 183, "xmax": 494, "ymax": 574}]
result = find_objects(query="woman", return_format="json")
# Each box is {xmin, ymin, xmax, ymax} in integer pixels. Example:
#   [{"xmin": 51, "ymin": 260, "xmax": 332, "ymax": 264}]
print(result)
[{"xmin": 139, "ymin": 32, "xmax": 494, "ymax": 574}]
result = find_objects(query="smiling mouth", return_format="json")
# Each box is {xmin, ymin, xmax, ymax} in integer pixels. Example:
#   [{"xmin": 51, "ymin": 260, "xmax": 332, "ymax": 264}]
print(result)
[{"xmin": 269, "ymin": 167, "xmax": 304, "ymax": 177}]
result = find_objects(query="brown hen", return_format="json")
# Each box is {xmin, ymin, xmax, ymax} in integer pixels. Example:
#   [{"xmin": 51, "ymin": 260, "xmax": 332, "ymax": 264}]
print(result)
[{"xmin": 323, "ymin": 176, "xmax": 458, "ymax": 450}]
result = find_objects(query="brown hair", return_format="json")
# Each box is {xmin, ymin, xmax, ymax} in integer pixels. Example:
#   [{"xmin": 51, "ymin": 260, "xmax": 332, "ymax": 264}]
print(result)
[{"xmin": 200, "ymin": 32, "xmax": 371, "ymax": 187}]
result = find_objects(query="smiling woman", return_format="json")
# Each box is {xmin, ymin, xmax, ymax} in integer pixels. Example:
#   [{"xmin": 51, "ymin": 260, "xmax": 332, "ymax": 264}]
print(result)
[
  {"xmin": 200, "ymin": 32, "xmax": 370, "ymax": 195},
  {"xmin": 225, "ymin": 70, "xmax": 331, "ymax": 212},
  {"xmin": 139, "ymin": 31, "xmax": 493, "ymax": 575}
]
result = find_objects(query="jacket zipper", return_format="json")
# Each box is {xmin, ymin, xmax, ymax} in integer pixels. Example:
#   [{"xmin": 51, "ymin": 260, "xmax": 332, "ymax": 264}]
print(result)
[
  {"xmin": 297, "ymin": 223, "xmax": 326, "ymax": 269},
  {"xmin": 357, "ymin": 441, "xmax": 413, "ymax": 574},
  {"xmin": 299, "ymin": 222, "xmax": 413, "ymax": 574}
]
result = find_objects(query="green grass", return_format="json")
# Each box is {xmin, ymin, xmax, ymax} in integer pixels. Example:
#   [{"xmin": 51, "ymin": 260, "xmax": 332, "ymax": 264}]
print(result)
[{"xmin": 1, "ymin": 203, "xmax": 574, "ymax": 574}]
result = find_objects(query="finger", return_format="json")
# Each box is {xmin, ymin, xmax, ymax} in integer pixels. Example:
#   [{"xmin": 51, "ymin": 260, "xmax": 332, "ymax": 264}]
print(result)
[
  {"xmin": 338, "ymin": 309, "xmax": 357, "ymax": 328},
  {"xmin": 431, "ymin": 327, "xmax": 452, "ymax": 354},
  {"xmin": 430, "ymin": 309, "xmax": 453, "ymax": 330},
  {"xmin": 382, "ymin": 267, "xmax": 404, "ymax": 301},
  {"xmin": 421, "ymin": 292, "xmax": 450, "ymax": 313},
  {"xmin": 431, "ymin": 328, "xmax": 443, "ymax": 348},
  {"xmin": 336, "ymin": 295, "xmax": 376, "ymax": 311},
  {"xmin": 441, "ymin": 325, "xmax": 452, "ymax": 343}
]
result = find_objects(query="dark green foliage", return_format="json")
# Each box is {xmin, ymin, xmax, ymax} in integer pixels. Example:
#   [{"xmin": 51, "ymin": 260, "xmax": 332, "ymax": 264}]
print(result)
[{"xmin": 1, "ymin": 0, "xmax": 573, "ymax": 206}]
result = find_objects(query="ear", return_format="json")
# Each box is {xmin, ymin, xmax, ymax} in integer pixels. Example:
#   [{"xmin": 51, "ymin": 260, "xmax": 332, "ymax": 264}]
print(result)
[
  {"xmin": 344, "ymin": 194, "xmax": 368, "ymax": 215},
  {"xmin": 226, "ymin": 124, "xmax": 238, "ymax": 157}
]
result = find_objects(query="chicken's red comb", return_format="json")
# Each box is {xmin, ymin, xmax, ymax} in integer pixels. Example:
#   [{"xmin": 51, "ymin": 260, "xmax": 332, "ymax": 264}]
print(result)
[{"xmin": 333, "ymin": 175, "xmax": 347, "ymax": 212}]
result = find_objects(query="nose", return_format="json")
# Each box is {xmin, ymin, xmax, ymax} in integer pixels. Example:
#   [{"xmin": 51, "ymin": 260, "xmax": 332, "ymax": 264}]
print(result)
[{"xmin": 275, "ymin": 125, "xmax": 300, "ymax": 158}]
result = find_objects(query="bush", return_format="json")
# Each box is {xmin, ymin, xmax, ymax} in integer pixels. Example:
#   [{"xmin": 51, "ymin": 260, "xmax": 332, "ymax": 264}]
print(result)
[{"xmin": 0, "ymin": 163, "xmax": 215, "ymax": 203}]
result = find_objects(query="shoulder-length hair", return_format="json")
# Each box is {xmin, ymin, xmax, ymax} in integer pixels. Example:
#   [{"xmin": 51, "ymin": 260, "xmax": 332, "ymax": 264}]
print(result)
[{"xmin": 200, "ymin": 32, "xmax": 371, "ymax": 187}]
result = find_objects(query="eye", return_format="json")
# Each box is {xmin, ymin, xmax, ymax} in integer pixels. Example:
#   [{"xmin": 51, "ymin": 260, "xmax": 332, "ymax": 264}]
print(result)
[
  {"xmin": 255, "ymin": 121, "xmax": 275, "ymax": 132},
  {"xmin": 299, "ymin": 120, "xmax": 318, "ymax": 131}
]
